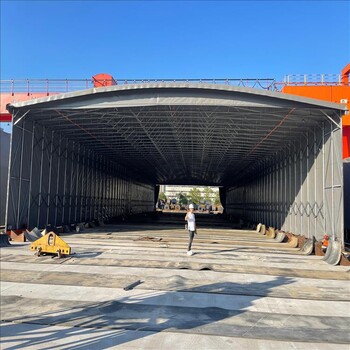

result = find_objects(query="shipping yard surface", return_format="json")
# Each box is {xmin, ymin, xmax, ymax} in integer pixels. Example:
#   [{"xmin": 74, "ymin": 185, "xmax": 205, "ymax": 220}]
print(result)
[{"xmin": 1, "ymin": 217, "xmax": 349, "ymax": 349}]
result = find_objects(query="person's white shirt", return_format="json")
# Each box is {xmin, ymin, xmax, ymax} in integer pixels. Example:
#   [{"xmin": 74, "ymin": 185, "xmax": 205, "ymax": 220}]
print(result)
[{"xmin": 186, "ymin": 212, "xmax": 196, "ymax": 231}]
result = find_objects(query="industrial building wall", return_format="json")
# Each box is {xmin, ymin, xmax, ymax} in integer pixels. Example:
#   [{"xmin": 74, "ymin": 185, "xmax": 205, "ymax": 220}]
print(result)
[
  {"xmin": 226, "ymin": 118, "xmax": 344, "ymax": 243},
  {"xmin": 6, "ymin": 120, "xmax": 155, "ymax": 230}
]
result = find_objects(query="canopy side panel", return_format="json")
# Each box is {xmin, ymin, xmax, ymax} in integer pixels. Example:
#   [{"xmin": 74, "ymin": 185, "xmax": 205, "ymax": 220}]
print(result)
[
  {"xmin": 226, "ymin": 112, "xmax": 344, "ymax": 243},
  {"xmin": 6, "ymin": 118, "xmax": 155, "ymax": 230}
]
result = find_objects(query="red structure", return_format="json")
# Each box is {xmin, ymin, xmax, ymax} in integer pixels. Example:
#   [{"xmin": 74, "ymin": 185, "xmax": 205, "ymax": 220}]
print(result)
[
  {"xmin": 281, "ymin": 64, "xmax": 350, "ymax": 159},
  {"xmin": 92, "ymin": 73, "xmax": 117, "ymax": 87},
  {"xmin": 1, "ymin": 93, "xmax": 51, "ymax": 122}
]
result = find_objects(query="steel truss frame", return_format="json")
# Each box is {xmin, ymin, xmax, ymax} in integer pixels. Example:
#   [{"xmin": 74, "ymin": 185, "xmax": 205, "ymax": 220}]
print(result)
[{"xmin": 9, "ymin": 106, "xmax": 335, "ymax": 185}]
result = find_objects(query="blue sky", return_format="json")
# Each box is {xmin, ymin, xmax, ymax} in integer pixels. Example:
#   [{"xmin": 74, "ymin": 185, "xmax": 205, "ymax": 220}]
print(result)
[{"xmin": 1, "ymin": 0, "xmax": 349, "ymax": 81}]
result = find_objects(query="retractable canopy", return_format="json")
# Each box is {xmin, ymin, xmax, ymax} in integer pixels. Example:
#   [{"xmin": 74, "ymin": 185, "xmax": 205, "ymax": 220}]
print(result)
[{"xmin": 8, "ymin": 83, "xmax": 346, "ymax": 185}]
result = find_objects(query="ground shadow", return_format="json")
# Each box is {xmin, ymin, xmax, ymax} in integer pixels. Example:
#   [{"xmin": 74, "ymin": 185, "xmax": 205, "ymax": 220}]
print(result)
[{"xmin": 1, "ymin": 277, "xmax": 295, "ymax": 349}]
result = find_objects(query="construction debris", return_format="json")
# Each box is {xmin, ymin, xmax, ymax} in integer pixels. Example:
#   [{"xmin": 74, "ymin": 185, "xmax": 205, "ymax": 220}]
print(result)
[
  {"xmin": 30, "ymin": 232, "xmax": 71, "ymax": 258},
  {"xmin": 123, "ymin": 280, "xmax": 142, "ymax": 291}
]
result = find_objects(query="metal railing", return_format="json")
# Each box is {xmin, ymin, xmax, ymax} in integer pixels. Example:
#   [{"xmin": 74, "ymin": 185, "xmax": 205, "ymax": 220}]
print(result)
[
  {"xmin": 284, "ymin": 74, "xmax": 345, "ymax": 86},
  {"xmin": 1, "ymin": 74, "xmax": 348, "ymax": 96},
  {"xmin": 0, "ymin": 79, "xmax": 91, "ymax": 95},
  {"xmin": 0, "ymin": 78, "xmax": 278, "ymax": 95}
]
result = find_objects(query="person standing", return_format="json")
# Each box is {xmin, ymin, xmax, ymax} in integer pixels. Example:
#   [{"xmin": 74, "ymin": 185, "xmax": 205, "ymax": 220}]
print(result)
[{"xmin": 185, "ymin": 204, "xmax": 196, "ymax": 255}]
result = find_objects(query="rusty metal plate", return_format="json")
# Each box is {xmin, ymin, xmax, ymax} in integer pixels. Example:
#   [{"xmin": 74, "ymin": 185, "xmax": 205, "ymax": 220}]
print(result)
[
  {"xmin": 10, "ymin": 230, "xmax": 26, "ymax": 242},
  {"xmin": 287, "ymin": 234, "xmax": 298, "ymax": 248},
  {"xmin": 266, "ymin": 227, "xmax": 275, "ymax": 239}
]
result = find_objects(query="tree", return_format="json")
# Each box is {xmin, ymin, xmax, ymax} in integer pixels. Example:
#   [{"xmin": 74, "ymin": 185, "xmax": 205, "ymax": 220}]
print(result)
[
  {"xmin": 177, "ymin": 192, "xmax": 188, "ymax": 206},
  {"xmin": 203, "ymin": 187, "xmax": 214, "ymax": 203},
  {"xmin": 214, "ymin": 192, "xmax": 221, "ymax": 206},
  {"xmin": 188, "ymin": 187, "xmax": 202, "ymax": 205},
  {"xmin": 158, "ymin": 192, "xmax": 166, "ymax": 202}
]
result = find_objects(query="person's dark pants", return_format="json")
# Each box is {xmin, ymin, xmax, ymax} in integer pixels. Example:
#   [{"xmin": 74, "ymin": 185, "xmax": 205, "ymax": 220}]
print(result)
[{"xmin": 188, "ymin": 230, "xmax": 195, "ymax": 251}]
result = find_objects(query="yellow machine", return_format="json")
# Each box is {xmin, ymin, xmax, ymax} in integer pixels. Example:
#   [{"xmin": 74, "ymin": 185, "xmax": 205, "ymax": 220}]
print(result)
[{"xmin": 30, "ymin": 231, "xmax": 71, "ymax": 258}]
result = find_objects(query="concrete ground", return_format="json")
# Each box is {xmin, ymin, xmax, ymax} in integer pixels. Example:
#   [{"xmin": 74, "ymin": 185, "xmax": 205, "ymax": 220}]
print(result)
[{"xmin": 1, "ymin": 217, "xmax": 349, "ymax": 349}]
